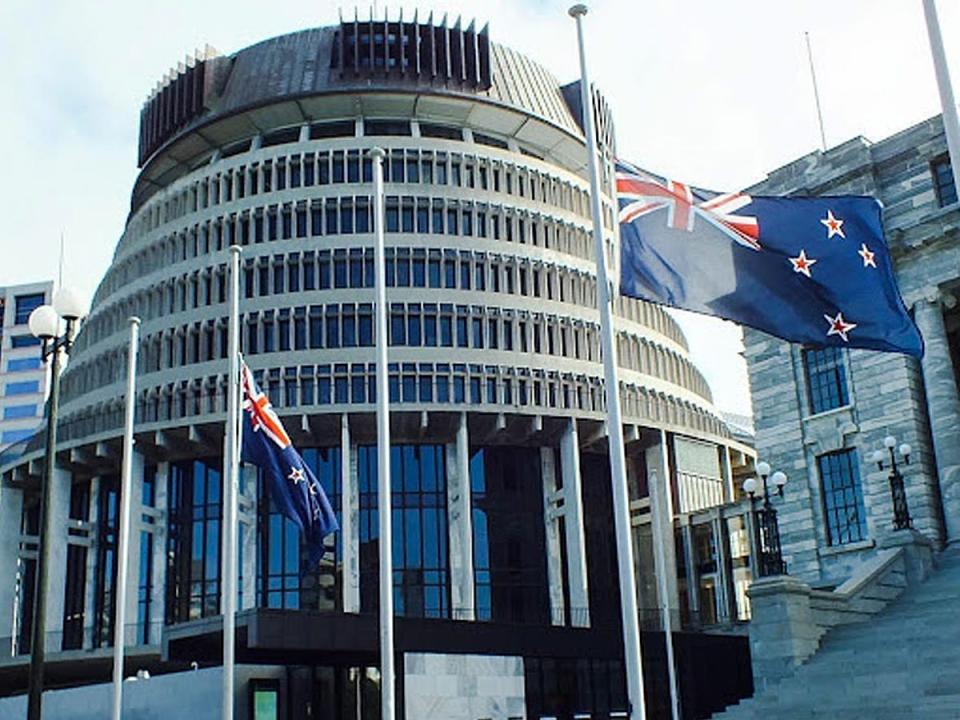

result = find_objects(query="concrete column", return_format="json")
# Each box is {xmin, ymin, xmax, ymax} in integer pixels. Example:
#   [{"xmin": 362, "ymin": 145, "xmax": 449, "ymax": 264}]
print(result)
[
  {"xmin": 341, "ymin": 415, "xmax": 360, "ymax": 613},
  {"xmin": 149, "ymin": 464, "xmax": 169, "ymax": 644},
  {"xmin": 559, "ymin": 418, "xmax": 590, "ymax": 627},
  {"xmin": 914, "ymin": 295, "xmax": 960, "ymax": 543},
  {"xmin": 124, "ymin": 451, "xmax": 145, "ymax": 645},
  {"xmin": 44, "ymin": 467, "xmax": 71, "ymax": 652},
  {"xmin": 645, "ymin": 440, "xmax": 681, "ymax": 618},
  {"xmin": 446, "ymin": 413, "xmax": 475, "ymax": 620},
  {"xmin": 239, "ymin": 465, "xmax": 258, "ymax": 611},
  {"xmin": 84, "ymin": 477, "xmax": 100, "ymax": 648},
  {"xmin": 540, "ymin": 447, "xmax": 565, "ymax": 626},
  {"xmin": 0, "ymin": 486, "xmax": 24, "ymax": 649},
  {"xmin": 721, "ymin": 446, "xmax": 735, "ymax": 504}
]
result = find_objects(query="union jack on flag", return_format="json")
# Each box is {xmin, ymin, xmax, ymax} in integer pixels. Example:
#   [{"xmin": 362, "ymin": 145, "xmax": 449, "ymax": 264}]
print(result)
[
  {"xmin": 240, "ymin": 360, "xmax": 338, "ymax": 568},
  {"xmin": 616, "ymin": 159, "xmax": 922, "ymax": 357}
]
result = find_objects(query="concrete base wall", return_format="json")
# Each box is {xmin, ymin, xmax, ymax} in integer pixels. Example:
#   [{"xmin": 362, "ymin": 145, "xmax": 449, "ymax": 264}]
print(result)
[{"xmin": 404, "ymin": 652, "xmax": 526, "ymax": 720}]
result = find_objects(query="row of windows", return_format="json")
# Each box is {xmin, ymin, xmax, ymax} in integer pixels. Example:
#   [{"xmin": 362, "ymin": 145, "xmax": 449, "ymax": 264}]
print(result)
[
  {"xmin": 7, "ymin": 357, "xmax": 41, "ymax": 372},
  {"xmin": 3, "ymin": 404, "xmax": 37, "ymax": 419},
  {"xmin": 5, "ymin": 380, "xmax": 39, "ymax": 396},
  {"xmin": 65, "ymin": 302, "xmax": 708, "ymax": 406},
  {"xmin": 76, "ymin": 247, "xmax": 688, "ymax": 366},
  {"xmin": 12, "ymin": 293, "xmax": 45, "ymax": 326},
  {"xmin": 57, "ymin": 362, "xmax": 725, "ymax": 448},
  {"xmin": 102, "ymin": 192, "xmax": 604, "ymax": 307},
  {"xmin": 136, "ymin": 145, "xmax": 594, "ymax": 240}
]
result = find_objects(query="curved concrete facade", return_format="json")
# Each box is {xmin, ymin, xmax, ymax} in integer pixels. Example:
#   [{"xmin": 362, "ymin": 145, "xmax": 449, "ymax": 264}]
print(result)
[{"xmin": 0, "ymin": 19, "xmax": 753, "ymax": 720}]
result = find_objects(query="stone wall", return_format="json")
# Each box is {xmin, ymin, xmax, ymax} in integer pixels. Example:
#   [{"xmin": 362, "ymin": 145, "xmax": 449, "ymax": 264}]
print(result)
[{"xmin": 404, "ymin": 652, "xmax": 526, "ymax": 720}]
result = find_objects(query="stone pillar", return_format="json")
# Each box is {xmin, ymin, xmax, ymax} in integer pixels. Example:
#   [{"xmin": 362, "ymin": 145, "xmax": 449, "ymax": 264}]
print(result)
[
  {"xmin": 446, "ymin": 413, "xmax": 475, "ymax": 620},
  {"xmin": 123, "ymin": 452, "xmax": 145, "ymax": 646},
  {"xmin": 44, "ymin": 467, "xmax": 71, "ymax": 652},
  {"xmin": 0, "ymin": 486, "xmax": 24, "ymax": 648},
  {"xmin": 239, "ymin": 465, "xmax": 258, "ymax": 611},
  {"xmin": 149, "ymin": 465, "xmax": 168, "ymax": 644},
  {"xmin": 559, "ymin": 418, "xmax": 590, "ymax": 627},
  {"xmin": 341, "ymin": 415, "xmax": 360, "ymax": 613},
  {"xmin": 680, "ymin": 521, "xmax": 699, "ymax": 626},
  {"xmin": 746, "ymin": 576, "xmax": 819, "ymax": 691},
  {"xmin": 540, "ymin": 447, "xmax": 565, "ymax": 626},
  {"xmin": 914, "ymin": 295, "xmax": 960, "ymax": 544}
]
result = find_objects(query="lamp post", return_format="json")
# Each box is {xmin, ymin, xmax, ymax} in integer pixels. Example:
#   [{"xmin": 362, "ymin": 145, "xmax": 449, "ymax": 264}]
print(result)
[
  {"xmin": 871, "ymin": 435, "xmax": 913, "ymax": 531},
  {"xmin": 743, "ymin": 461, "xmax": 788, "ymax": 577},
  {"xmin": 25, "ymin": 287, "xmax": 86, "ymax": 720}
]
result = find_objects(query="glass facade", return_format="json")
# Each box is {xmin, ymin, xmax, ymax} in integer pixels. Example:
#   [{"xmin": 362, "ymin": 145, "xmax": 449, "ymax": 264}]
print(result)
[
  {"xmin": 469, "ymin": 446, "xmax": 549, "ymax": 624},
  {"xmin": 359, "ymin": 444, "xmax": 449, "ymax": 618},
  {"xmin": 166, "ymin": 459, "xmax": 222, "ymax": 623},
  {"xmin": 818, "ymin": 449, "xmax": 868, "ymax": 546},
  {"xmin": 93, "ymin": 477, "xmax": 119, "ymax": 648},
  {"xmin": 62, "ymin": 480, "xmax": 90, "ymax": 650},
  {"xmin": 138, "ymin": 466, "xmax": 156, "ymax": 644},
  {"xmin": 257, "ymin": 447, "xmax": 342, "ymax": 610}
]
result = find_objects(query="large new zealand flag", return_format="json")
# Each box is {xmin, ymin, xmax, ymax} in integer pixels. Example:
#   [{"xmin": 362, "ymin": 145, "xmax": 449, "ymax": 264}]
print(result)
[{"xmin": 616, "ymin": 159, "xmax": 922, "ymax": 356}]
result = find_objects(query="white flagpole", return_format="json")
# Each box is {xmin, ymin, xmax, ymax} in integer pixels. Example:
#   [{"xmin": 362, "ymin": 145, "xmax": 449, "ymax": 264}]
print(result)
[
  {"xmin": 923, "ymin": 0, "xmax": 960, "ymax": 196},
  {"xmin": 222, "ymin": 245, "xmax": 242, "ymax": 720},
  {"xmin": 369, "ymin": 147, "xmax": 396, "ymax": 720},
  {"xmin": 569, "ymin": 5, "xmax": 647, "ymax": 718},
  {"xmin": 804, "ymin": 32, "xmax": 828, "ymax": 152},
  {"xmin": 111, "ymin": 316, "xmax": 140, "ymax": 720}
]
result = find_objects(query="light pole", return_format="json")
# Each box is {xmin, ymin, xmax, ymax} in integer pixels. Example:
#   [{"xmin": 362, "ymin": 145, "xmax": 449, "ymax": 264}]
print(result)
[
  {"xmin": 25, "ymin": 287, "xmax": 86, "ymax": 720},
  {"xmin": 872, "ymin": 435, "xmax": 912, "ymax": 531},
  {"xmin": 743, "ymin": 461, "xmax": 788, "ymax": 577}
]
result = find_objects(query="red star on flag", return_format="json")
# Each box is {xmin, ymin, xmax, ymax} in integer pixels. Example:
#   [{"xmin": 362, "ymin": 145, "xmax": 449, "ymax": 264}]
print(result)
[
  {"xmin": 789, "ymin": 249, "xmax": 817, "ymax": 277},
  {"xmin": 824, "ymin": 311, "xmax": 857, "ymax": 342},
  {"xmin": 858, "ymin": 243, "xmax": 877, "ymax": 268},
  {"xmin": 820, "ymin": 210, "xmax": 845, "ymax": 239}
]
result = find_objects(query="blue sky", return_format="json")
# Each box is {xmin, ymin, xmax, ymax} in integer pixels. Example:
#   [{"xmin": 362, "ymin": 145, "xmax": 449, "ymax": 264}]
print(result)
[{"xmin": 1, "ymin": 0, "xmax": 957, "ymax": 416}]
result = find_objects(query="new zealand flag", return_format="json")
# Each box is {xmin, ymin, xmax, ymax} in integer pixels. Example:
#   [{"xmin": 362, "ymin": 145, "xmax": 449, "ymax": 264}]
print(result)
[
  {"xmin": 240, "ymin": 360, "xmax": 338, "ymax": 568},
  {"xmin": 616, "ymin": 159, "xmax": 923, "ymax": 356}
]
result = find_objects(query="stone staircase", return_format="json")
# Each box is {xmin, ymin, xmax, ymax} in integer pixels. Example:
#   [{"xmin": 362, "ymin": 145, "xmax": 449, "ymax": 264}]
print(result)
[{"xmin": 713, "ymin": 546, "xmax": 960, "ymax": 719}]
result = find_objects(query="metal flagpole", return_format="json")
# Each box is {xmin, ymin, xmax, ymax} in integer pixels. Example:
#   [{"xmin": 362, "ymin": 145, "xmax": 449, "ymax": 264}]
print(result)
[
  {"xmin": 222, "ymin": 245, "xmax": 242, "ymax": 720},
  {"xmin": 804, "ymin": 32, "xmax": 828, "ymax": 152},
  {"xmin": 923, "ymin": 0, "xmax": 960, "ymax": 196},
  {"xmin": 111, "ymin": 317, "xmax": 141, "ymax": 720},
  {"xmin": 651, "ymin": 447, "xmax": 680, "ymax": 720},
  {"xmin": 569, "ymin": 5, "xmax": 646, "ymax": 718},
  {"xmin": 370, "ymin": 147, "xmax": 396, "ymax": 720}
]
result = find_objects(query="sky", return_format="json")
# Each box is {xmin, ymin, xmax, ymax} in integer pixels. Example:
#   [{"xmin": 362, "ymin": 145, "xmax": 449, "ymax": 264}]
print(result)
[{"xmin": 1, "ymin": 0, "xmax": 958, "ymax": 417}]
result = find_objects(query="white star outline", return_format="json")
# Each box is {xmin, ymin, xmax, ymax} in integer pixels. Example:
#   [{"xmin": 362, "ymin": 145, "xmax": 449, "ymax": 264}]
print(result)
[
  {"xmin": 788, "ymin": 249, "xmax": 817, "ymax": 278},
  {"xmin": 821, "ymin": 210, "xmax": 845, "ymax": 239},
  {"xmin": 858, "ymin": 243, "xmax": 877, "ymax": 268},
  {"xmin": 824, "ymin": 311, "xmax": 857, "ymax": 342},
  {"xmin": 288, "ymin": 466, "xmax": 305, "ymax": 485}
]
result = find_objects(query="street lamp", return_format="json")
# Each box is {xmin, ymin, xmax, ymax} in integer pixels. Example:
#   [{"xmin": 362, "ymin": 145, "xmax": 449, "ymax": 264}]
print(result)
[
  {"xmin": 871, "ymin": 435, "xmax": 912, "ymax": 531},
  {"xmin": 743, "ymin": 461, "xmax": 788, "ymax": 577},
  {"xmin": 26, "ymin": 287, "xmax": 86, "ymax": 720}
]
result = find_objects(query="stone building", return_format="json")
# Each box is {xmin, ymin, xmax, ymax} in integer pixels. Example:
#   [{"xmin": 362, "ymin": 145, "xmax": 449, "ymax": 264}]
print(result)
[
  {"xmin": 0, "ymin": 17, "xmax": 754, "ymax": 720},
  {"xmin": 744, "ymin": 114, "xmax": 959, "ymax": 586}
]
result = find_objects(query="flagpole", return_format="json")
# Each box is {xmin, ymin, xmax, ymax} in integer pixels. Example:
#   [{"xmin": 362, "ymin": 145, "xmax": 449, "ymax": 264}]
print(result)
[
  {"xmin": 569, "ymin": 5, "xmax": 646, "ymax": 718},
  {"xmin": 369, "ymin": 147, "xmax": 396, "ymax": 720},
  {"xmin": 222, "ymin": 245, "xmax": 242, "ymax": 720},
  {"xmin": 923, "ymin": 0, "xmax": 960, "ymax": 197},
  {"xmin": 111, "ymin": 316, "xmax": 140, "ymax": 720},
  {"xmin": 804, "ymin": 32, "xmax": 828, "ymax": 152}
]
